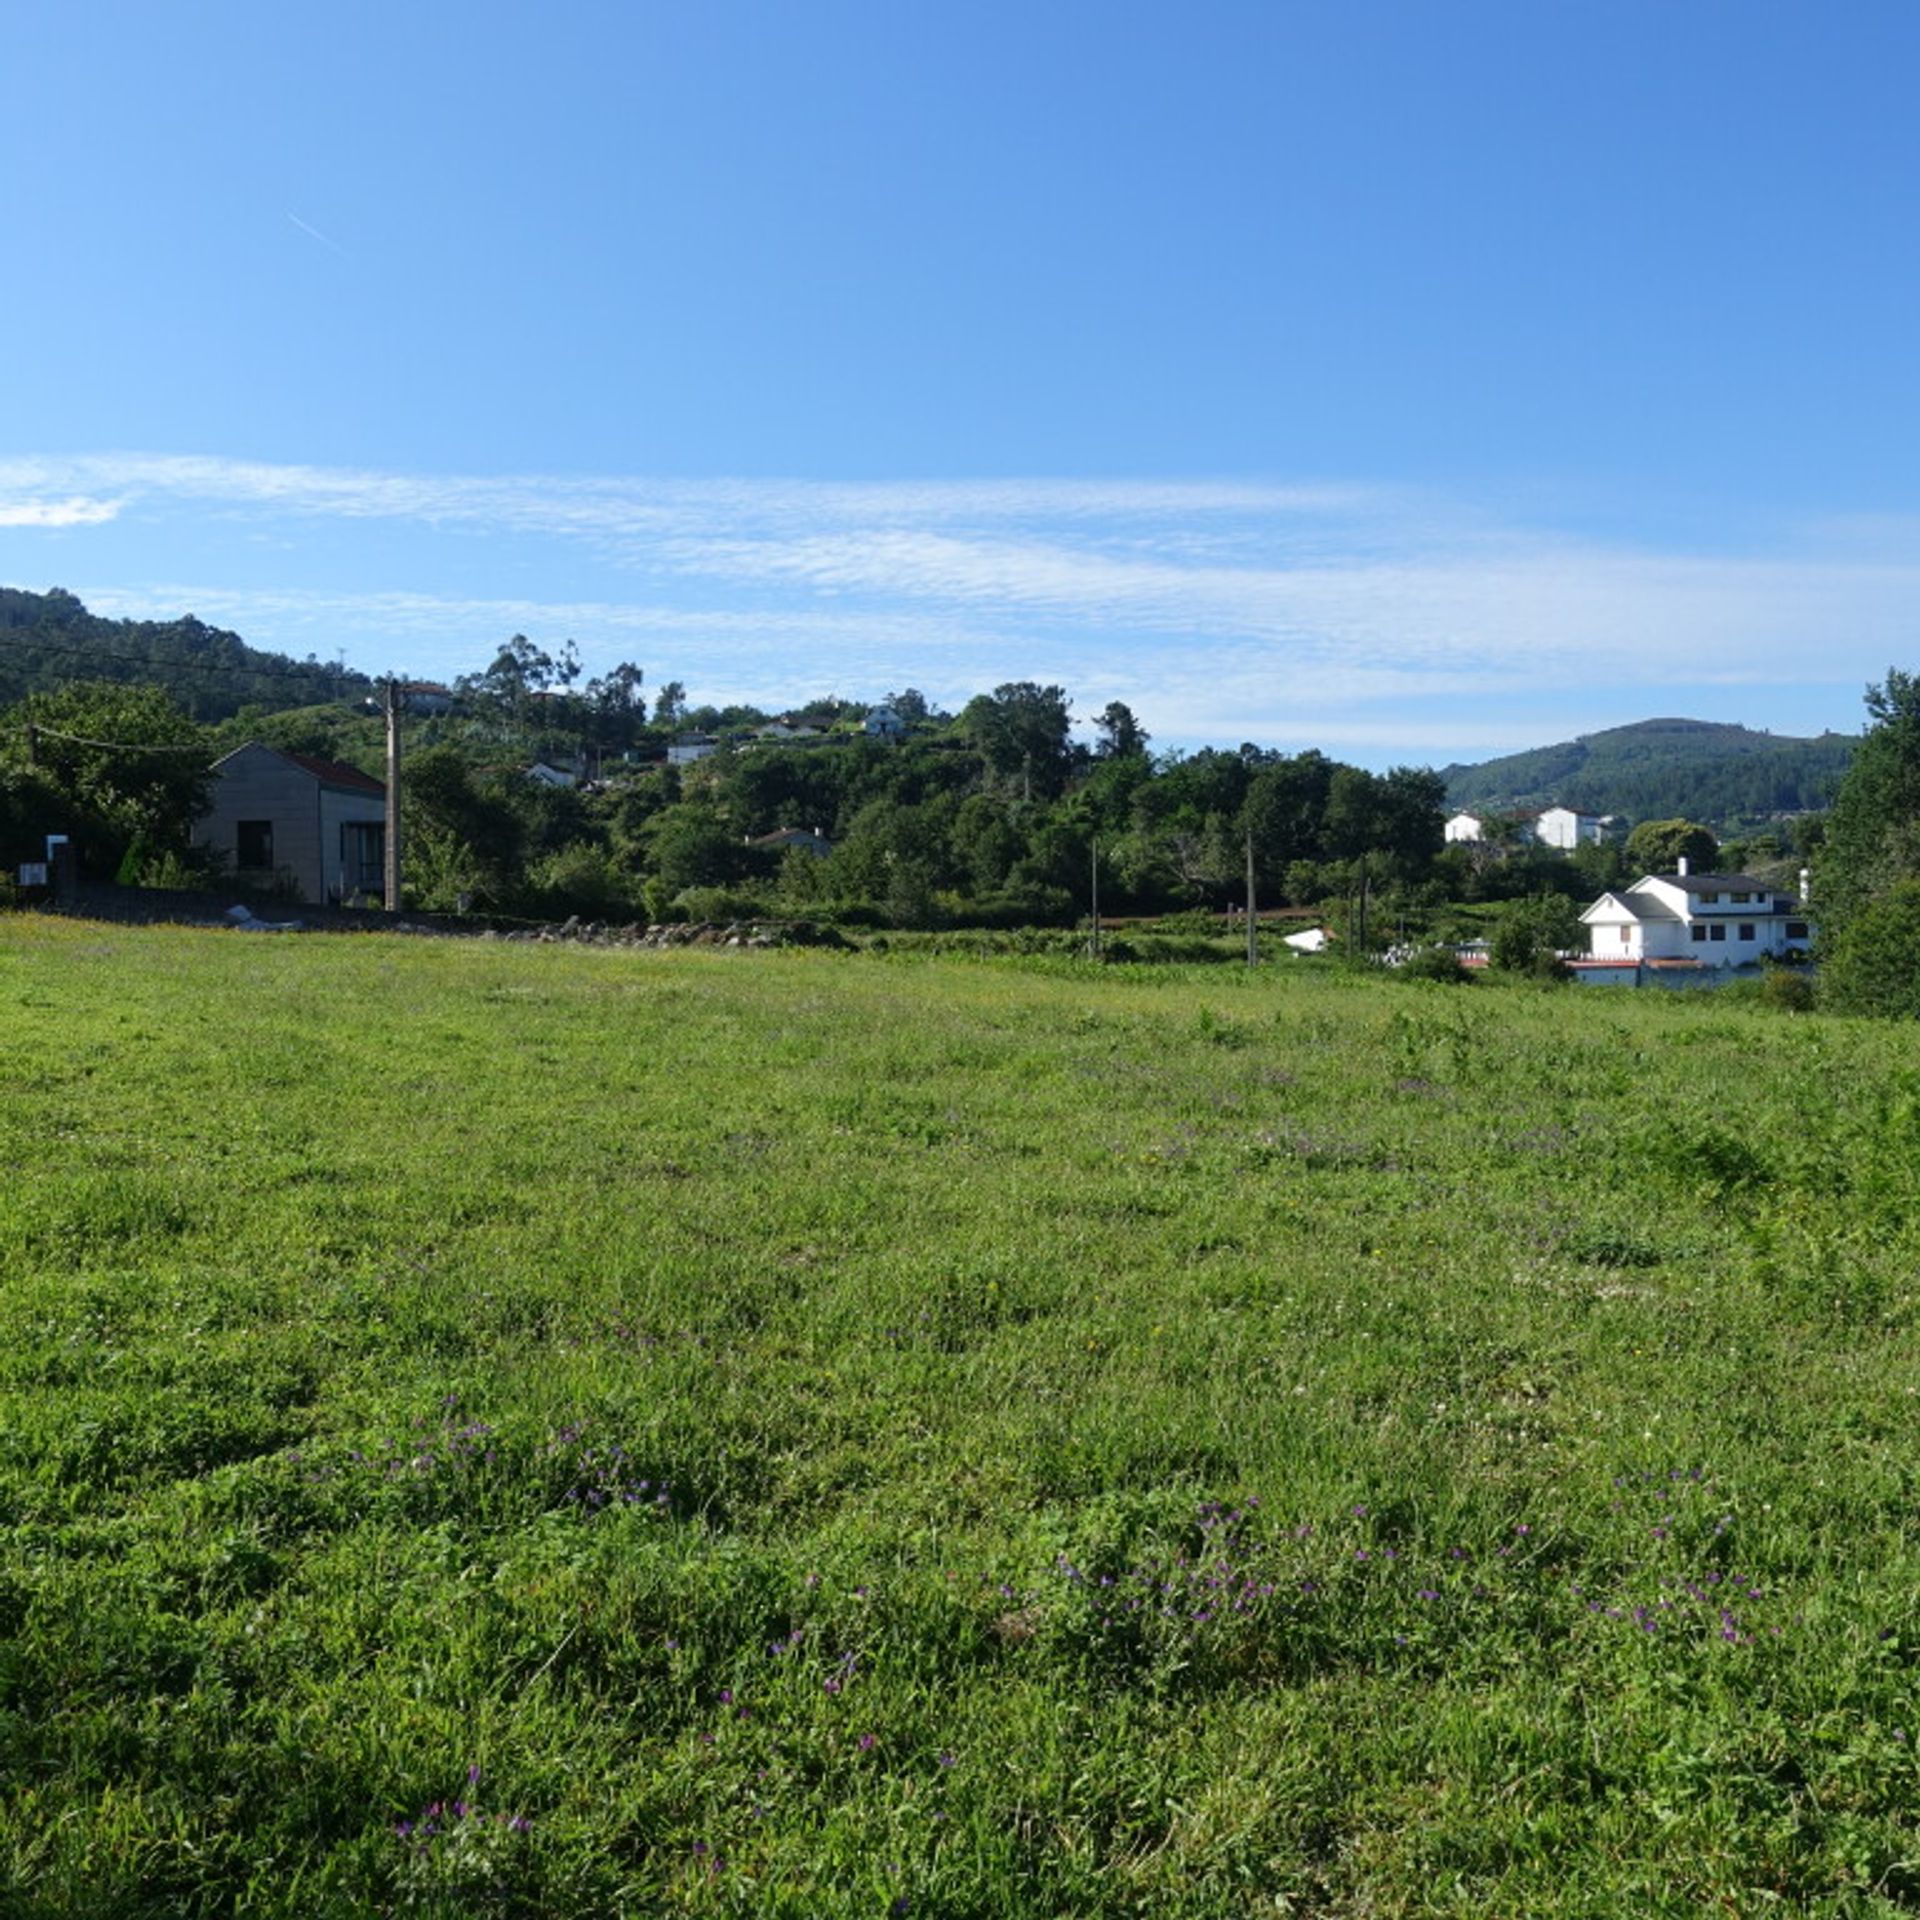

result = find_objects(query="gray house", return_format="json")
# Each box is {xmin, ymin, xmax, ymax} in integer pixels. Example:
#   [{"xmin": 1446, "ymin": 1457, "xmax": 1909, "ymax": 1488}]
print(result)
[{"xmin": 197, "ymin": 744, "xmax": 387, "ymax": 904}]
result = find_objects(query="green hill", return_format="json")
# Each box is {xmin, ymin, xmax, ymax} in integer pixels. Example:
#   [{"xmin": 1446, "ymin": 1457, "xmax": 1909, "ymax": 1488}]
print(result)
[
  {"xmin": 0, "ymin": 586, "xmax": 368, "ymax": 719},
  {"xmin": 1441, "ymin": 717, "xmax": 1854, "ymax": 827}
]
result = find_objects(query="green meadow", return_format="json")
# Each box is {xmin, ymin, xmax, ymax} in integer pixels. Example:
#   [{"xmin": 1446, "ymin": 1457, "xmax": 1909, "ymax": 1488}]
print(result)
[{"xmin": 2, "ymin": 918, "xmax": 1917, "ymax": 1917}]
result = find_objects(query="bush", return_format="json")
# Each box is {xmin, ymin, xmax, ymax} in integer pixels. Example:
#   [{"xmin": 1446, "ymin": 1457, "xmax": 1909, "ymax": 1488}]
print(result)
[
  {"xmin": 1757, "ymin": 963, "xmax": 1817, "ymax": 1013},
  {"xmin": 1395, "ymin": 944, "xmax": 1474, "ymax": 985},
  {"xmin": 672, "ymin": 885, "xmax": 773, "ymax": 924},
  {"xmin": 1822, "ymin": 880, "xmax": 1920, "ymax": 1017},
  {"xmin": 525, "ymin": 843, "xmax": 638, "ymax": 920},
  {"xmin": 1490, "ymin": 893, "xmax": 1581, "ymax": 975}
]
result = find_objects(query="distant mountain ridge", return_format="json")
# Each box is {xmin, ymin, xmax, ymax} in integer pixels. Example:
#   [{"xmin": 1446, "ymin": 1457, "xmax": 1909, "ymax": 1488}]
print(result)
[
  {"xmin": 0, "ymin": 586, "xmax": 368, "ymax": 719},
  {"xmin": 1440, "ymin": 717, "xmax": 1855, "ymax": 829}
]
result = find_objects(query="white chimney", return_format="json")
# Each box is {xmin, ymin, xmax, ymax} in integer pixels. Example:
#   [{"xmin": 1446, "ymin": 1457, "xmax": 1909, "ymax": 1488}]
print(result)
[
  {"xmin": 1800, "ymin": 867, "xmax": 1811, "ymax": 904},
  {"xmin": 1677, "ymin": 854, "xmax": 1689, "ymax": 877}
]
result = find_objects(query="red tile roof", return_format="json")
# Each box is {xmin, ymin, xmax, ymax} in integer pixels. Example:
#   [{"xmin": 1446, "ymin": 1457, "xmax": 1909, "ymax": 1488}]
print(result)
[{"xmin": 284, "ymin": 752, "xmax": 385, "ymax": 796}]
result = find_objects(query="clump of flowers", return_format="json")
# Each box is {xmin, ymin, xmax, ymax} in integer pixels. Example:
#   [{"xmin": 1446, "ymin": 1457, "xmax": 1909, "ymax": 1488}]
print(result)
[
  {"xmin": 297, "ymin": 1395, "xmax": 495, "ymax": 1488},
  {"xmin": 299, "ymin": 1398, "xmax": 675, "ymax": 1524},
  {"xmin": 541, "ymin": 1421, "xmax": 673, "ymax": 1516},
  {"xmin": 393, "ymin": 1766, "xmax": 532, "ymax": 1899},
  {"xmin": 1012, "ymin": 1473, "xmax": 1782, "ymax": 1689}
]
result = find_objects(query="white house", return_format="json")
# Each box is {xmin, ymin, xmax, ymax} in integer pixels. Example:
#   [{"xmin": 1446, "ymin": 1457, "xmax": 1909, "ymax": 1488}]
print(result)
[
  {"xmin": 863, "ymin": 705, "xmax": 907, "ymax": 741},
  {"xmin": 1447, "ymin": 806, "xmax": 1615, "ymax": 849},
  {"xmin": 1580, "ymin": 861, "xmax": 1813, "ymax": 969},
  {"xmin": 1532, "ymin": 805, "xmax": 1610, "ymax": 850},
  {"xmin": 666, "ymin": 734, "xmax": 718, "ymax": 766}
]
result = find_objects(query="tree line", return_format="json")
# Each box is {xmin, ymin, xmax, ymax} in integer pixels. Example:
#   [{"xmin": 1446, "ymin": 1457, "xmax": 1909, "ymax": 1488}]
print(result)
[{"xmin": 0, "ymin": 670, "xmax": 1477, "ymax": 928}]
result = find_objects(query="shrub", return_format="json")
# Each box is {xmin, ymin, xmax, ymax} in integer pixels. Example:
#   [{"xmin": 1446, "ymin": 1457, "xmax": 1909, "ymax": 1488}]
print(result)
[
  {"xmin": 1396, "ymin": 943, "xmax": 1474, "ymax": 985},
  {"xmin": 1490, "ymin": 893, "xmax": 1581, "ymax": 975},
  {"xmin": 672, "ymin": 885, "xmax": 773, "ymax": 924},
  {"xmin": 1757, "ymin": 963, "xmax": 1817, "ymax": 1013},
  {"xmin": 1822, "ymin": 880, "xmax": 1920, "ymax": 1017}
]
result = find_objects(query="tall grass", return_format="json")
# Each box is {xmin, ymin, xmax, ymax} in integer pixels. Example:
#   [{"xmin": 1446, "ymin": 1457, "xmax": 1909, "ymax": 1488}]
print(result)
[{"xmin": 1, "ymin": 917, "xmax": 1916, "ymax": 1915}]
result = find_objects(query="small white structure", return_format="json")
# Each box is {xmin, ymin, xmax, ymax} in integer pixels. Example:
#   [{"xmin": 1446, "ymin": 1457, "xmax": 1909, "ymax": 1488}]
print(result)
[
  {"xmin": 525, "ymin": 761, "xmax": 578, "ymax": 788},
  {"xmin": 1282, "ymin": 926, "xmax": 1334, "ymax": 954},
  {"xmin": 1447, "ymin": 806, "xmax": 1612, "ymax": 849},
  {"xmin": 863, "ymin": 705, "xmax": 907, "ymax": 741},
  {"xmin": 748, "ymin": 825, "xmax": 833, "ymax": 859},
  {"xmin": 1580, "ymin": 864, "xmax": 1813, "ymax": 969},
  {"xmin": 666, "ymin": 734, "xmax": 718, "ymax": 766},
  {"xmin": 1533, "ymin": 805, "xmax": 1609, "ymax": 850}
]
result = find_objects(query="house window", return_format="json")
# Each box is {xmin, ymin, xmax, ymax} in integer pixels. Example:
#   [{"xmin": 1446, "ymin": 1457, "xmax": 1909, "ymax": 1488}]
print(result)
[
  {"xmin": 1787, "ymin": 921, "xmax": 1809, "ymax": 940},
  {"xmin": 1699, "ymin": 891, "xmax": 1721, "ymax": 903},
  {"xmin": 1739, "ymin": 923, "xmax": 1755, "ymax": 941},
  {"xmin": 236, "ymin": 820, "xmax": 274, "ymax": 869},
  {"xmin": 1691, "ymin": 924, "xmax": 1708, "ymax": 942},
  {"xmin": 1731, "ymin": 891, "xmax": 1751, "ymax": 903},
  {"xmin": 1709, "ymin": 924, "xmax": 1726, "ymax": 941},
  {"xmin": 341, "ymin": 821, "xmax": 385, "ymax": 895}
]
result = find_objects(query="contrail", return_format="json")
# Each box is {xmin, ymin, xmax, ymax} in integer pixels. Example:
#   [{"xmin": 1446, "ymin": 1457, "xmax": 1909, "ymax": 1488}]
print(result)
[{"xmin": 286, "ymin": 211, "xmax": 349, "ymax": 258}]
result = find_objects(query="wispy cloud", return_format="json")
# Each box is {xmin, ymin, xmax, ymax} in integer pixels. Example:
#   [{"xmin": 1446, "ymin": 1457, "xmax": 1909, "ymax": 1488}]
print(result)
[
  {"xmin": 286, "ymin": 211, "xmax": 349, "ymax": 259},
  {"xmin": 0, "ymin": 494, "xmax": 122, "ymax": 529},
  {"xmin": 8, "ymin": 450, "xmax": 1912, "ymax": 756}
]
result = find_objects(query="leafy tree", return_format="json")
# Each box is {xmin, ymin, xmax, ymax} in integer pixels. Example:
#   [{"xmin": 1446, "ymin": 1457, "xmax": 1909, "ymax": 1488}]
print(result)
[
  {"xmin": 1242, "ymin": 752, "xmax": 1333, "ymax": 890},
  {"xmin": 653, "ymin": 681, "xmax": 687, "ymax": 728},
  {"xmin": 961, "ymin": 683, "xmax": 1073, "ymax": 798},
  {"xmin": 1821, "ymin": 880, "xmax": 1920, "ymax": 1017},
  {"xmin": 584, "ymin": 662, "xmax": 648, "ymax": 751},
  {"xmin": 404, "ymin": 746, "xmax": 526, "ymax": 908},
  {"xmin": 643, "ymin": 801, "xmax": 740, "ymax": 899},
  {"xmin": 1818, "ymin": 669, "xmax": 1920, "ymax": 943},
  {"xmin": 1, "ymin": 680, "xmax": 213, "ymax": 873},
  {"xmin": 949, "ymin": 792, "xmax": 1023, "ymax": 895},
  {"xmin": 1322, "ymin": 766, "xmax": 1385, "ymax": 860},
  {"xmin": 1093, "ymin": 700, "xmax": 1149, "ymax": 760},
  {"xmin": 1624, "ymin": 818, "xmax": 1719, "ymax": 874},
  {"xmin": 1373, "ymin": 766, "xmax": 1447, "ymax": 872},
  {"xmin": 1490, "ymin": 893, "xmax": 1582, "ymax": 976}
]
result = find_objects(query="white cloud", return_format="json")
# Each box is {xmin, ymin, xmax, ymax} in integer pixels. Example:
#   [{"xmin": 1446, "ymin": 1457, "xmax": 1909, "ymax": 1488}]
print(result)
[
  {"xmin": 0, "ymin": 494, "xmax": 122, "ymax": 528},
  {"xmin": 12, "ymin": 450, "xmax": 1917, "ymax": 757}
]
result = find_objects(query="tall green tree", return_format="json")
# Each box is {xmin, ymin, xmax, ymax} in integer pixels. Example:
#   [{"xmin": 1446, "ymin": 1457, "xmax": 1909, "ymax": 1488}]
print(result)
[
  {"xmin": 1822, "ymin": 880, "xmax": 1920, "ymax": 1017},
  {"xmin": 960, "ymin": 683, "xmax": 1073, "ymax": 798},
  {"xmin": 2, "ymin": 680, "xmax": 212, "ymax": 873},
  {"xmin": 1093, "ymin": 700, "xmax": 1148, "ymax": 760},
  {"xmin": 1818, "ymin": 669, "xmax": 1920, "ymax": 941}
]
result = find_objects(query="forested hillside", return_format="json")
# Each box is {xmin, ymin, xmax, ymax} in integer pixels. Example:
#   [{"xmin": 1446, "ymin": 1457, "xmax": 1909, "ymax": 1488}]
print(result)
[
  {"xmin": 0, "ymin": 587, "xmax": 367, "ymax": 718},
  {"xmin": 1442, "ymin": 717, "xmax": 1853, "ymax": 825}
]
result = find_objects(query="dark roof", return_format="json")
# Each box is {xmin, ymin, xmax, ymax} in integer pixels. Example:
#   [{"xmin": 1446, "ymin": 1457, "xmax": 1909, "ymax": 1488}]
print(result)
[
  {"xmin": 1654, "ymin": 872, "xmax": 1776, "ymax": 894},
  {"xmin": 284, "ymin": 751, "xmax": 385, "ymax": 796},
  {"xmin": 1590, "ymin": 890, "xmax": 1683, "ymax": 923}
]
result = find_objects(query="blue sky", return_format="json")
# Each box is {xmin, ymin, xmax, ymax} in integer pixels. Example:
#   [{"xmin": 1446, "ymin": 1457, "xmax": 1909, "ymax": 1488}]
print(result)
[{"xmin": 4, "ymin": 2, "xmax": 1918, "ymax": 765}]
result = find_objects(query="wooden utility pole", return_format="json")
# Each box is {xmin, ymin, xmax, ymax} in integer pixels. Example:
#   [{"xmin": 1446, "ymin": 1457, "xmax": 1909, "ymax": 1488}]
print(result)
[
  {"xmin": 1244, "ymin": 824, "xmax": 1258, "ymax": 966},
  {"xmin": 24, "ymin": 722, "xmax": 37, "ymax": 769},
  {"xmin": 382, "ymin": 678, "xmax": 403, "ymax": 912},
  {"xmin": 1089, "ymin": 837, "xmax": 1101, "ymax": 960}
]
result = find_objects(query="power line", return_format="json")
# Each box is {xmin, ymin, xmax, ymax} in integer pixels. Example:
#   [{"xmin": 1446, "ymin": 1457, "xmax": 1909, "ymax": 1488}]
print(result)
[{"xmin": 2, "ymin": 721, "xmax": 213, "ymax": 756}]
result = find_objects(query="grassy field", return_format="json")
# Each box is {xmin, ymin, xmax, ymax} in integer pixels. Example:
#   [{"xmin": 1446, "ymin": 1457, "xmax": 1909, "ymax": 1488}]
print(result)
[{"xmin": 1, "ymin": 917, "xmax": 1917, "ymax": 1917}]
